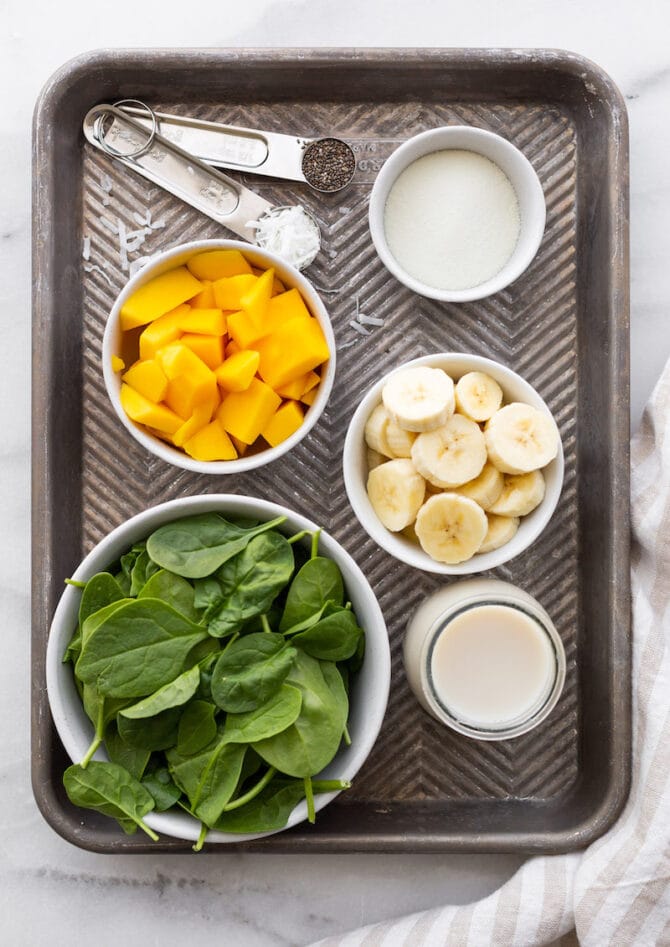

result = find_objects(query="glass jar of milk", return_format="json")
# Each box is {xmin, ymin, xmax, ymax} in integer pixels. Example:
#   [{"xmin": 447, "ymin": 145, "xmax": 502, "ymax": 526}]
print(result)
[{"xmin": 404, "ymin": 579, "xmax": 566, "ymax": 741}]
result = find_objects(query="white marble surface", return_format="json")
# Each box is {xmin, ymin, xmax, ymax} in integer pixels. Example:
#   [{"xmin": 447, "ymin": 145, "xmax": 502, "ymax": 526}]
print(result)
[{"xmin": 2, "ymin": 1, "xmax": 668, "ymax": 944}]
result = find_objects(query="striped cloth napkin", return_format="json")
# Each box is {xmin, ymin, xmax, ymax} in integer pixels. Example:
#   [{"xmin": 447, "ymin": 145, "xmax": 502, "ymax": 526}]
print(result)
[{"xmin": 312, "ymin": 360, "xmax": 670, "ymax": 947}]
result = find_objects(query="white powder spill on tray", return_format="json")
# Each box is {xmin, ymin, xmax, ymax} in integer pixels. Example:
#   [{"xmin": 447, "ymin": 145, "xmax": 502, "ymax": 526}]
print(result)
[{"xmin": 383, "ymin": 150, "xmax": 521, "ymax": 291}]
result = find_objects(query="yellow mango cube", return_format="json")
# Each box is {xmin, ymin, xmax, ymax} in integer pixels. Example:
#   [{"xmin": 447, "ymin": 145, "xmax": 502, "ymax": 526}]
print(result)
[
  {"xmin": 227, "ymin": 310, "xmax": 268, "ymax": 349},
  {"xmin": 111, "ymin": 355, "xmax": 125, "ymax": 373},
  {"xmin": 217, "ymin": 378, "xmax": 281, "ymax": 444},
  {"xmin": 139, "ymin": 305, "xmax": 189, "ymax": 360},
  {"xmin": 189, "ymin": 280, "xmax": 217, "ymax": 309},
  {"xmin": 231, "ymin": 435, "xmax": 248, "ymax": 456},
  {"xmin": 120, "ymin": 384, "xmax": 182, "ymax": 435},
  {"xmin": 254, "ymin": 317, "xmax": 329, "ymax": 389},
  {"xmin": 275, "ymin": 370, "xmax": 320, "ymax": 400},
  {"xmin": 301, "ymin": 387, "xmax": 318, "ymax": 406},
  {"xmin": 122, "ymin": 359, "xmax": 168, "ymax": 403},
  {"xmin": 266, "ymin": 289, "xmax": 312, "ymax": 331},
  {"xmin": 272, "ymin": 277, "xmax": 286, "ymax": 296},
  {"xmin": 262, "ymin": 401, "xmax": 304, "ymax": 447},
  {"xmin": 187, "ymin": 250, "xmax": 253, "ymax": 281},
  {"xmin": 213, "ymin": 274, "xmax": 258, "ymax": 311},
  {"xmin": 173, "ymin": 401, "xmax": 216, "ymax": 448},
  {"xmin": 177, "ymin": 308, "xmax": 227, "ymax": 336},
  {"xmin": 183, "ymin": 420, "xmax": 238, "ymax": 462},
  {"xmin": 120, "ymin": 267, "xmax": 203, "ymax": 330},
  {"xmin": 240, "ymin": 267, "xmax": 274, "ymax": 325},
  {"xmin": 157, "ymin": 343, "xmax": 218, "ymax": 419},
  {"xmin": 180, "ymin": 333, "xmax": 225, "ymax": 370},
  {"xmin": 226, "ymin": 339, "xmax": 242, "ymax": 357},
  {"xmin": 215, "ymin": 350, "xmax": 260, "ymax": 393}
]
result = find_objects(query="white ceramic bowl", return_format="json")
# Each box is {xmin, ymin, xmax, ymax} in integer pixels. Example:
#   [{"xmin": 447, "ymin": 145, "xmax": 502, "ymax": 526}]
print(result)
[
  {"xmin": 102, "ymin": 239, "xmax": 336, "ymax": 474},
  {"xmin": 343, "ymin": 353, "xmax": 564, "ymax": 575},
  {"xmin": 46, "ymin": 494, "xmax": 390, "ymax": 844},
  {"xmin": 368, "ymin": 126, "xmax": 546, "ymax": 302}
]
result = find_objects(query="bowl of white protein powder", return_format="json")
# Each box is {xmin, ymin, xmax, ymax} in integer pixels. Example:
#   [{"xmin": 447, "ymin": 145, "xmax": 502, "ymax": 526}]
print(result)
[{"xmin": 368, "ymin": 126, "xmax": 546, "ymax": 302}]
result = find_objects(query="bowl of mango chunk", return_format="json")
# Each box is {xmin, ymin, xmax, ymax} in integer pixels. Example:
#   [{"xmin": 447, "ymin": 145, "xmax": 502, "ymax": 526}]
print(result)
[{"xmin": 103, "ymin": 239, "xmax": 335, "ymax": 473}]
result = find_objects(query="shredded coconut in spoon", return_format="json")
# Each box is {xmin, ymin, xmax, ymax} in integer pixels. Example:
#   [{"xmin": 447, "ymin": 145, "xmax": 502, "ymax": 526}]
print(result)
[{"xmin": 248, "ymin": 205, "xmax": 321, "ymax": 270}]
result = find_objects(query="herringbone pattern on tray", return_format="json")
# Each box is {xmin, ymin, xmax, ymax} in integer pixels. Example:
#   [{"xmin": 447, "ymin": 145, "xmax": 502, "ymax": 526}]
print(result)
[{"xmin": 80, "ymin": 99, "xmax": 579, "ymax": 803}]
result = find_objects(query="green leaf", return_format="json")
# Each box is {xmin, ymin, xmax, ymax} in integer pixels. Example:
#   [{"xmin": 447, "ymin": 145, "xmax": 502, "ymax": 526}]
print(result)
[
  {"xmin": 252, "ymin": 652, "xmax": 348, "ymax": 778},
  {"xmin": 104, "ymin": 725, "xmax": 151, "ymax": 780},
  {"xmin": 214, "ymin": 779, "xmax": 307, "ymax": 834},
  {"xmin": 80, "ymin": 598, "xmax": 134, "ymax": 650},
  {"xmin": 177, "ymin": 700, "xmax": 218, "ymax": 756},
  {"xmin": 211, "ymin": 634, "xmax": 297, "ymax": 713},
  {"xmin": 63, "ymin": 761, "xmax": 158, "ymax": 840},
  {"xmin": 223, "ymin": 685, "xmax": 302, "ymax": 744},
  {"xmin": 292, "ymin": 608, "xmax": 363, "ymax": 661},
  {"xmin": 75, "ymin": 598, "xmax": 209, "ymax": 698},
  {"xmin": 117, "ymin": 706, "xmax": 182, "ymax": 751},
  {"xmin": 146, "ymin": 513, "xmax": 286, "ymax": 579},
  {"xmin": 167, "ymin": 733, "xmax": 247, "ymax": 828},
  {"xmin": 138, "ymin": 569, "xmax": 201, "ymax": 622},
  {"xmin": 204, "ymin": 532, "xmax": 295, "ymax": 638},
  {"xmin": 279, "ymin": 557, "xmax": 344, "ymax": 632},
  {"xmin": 141, "ymin": 767, "xmax": 182, "ymax": 811},
  {"xmin": 120, "ymin": 666, "xmax": 200, "ymax": 719},
  {"xmin": 79, "ymin": 573, "xmax": 125, "ymax": 627}
]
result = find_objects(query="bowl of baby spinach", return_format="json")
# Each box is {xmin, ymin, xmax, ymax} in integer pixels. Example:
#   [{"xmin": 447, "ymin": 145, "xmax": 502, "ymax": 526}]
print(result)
[{"xmin": 46, "ymin": 494, "xmax": 390, "ymax": 847}]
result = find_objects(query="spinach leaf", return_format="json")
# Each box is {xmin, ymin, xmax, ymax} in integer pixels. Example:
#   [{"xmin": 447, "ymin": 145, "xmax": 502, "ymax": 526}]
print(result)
[
  {"xmin": 177, "ymin": 700, "xmax": 218, "ymax": 756},
  {"xmin": 346, "ymin": 631, "xmax": 366, "ymax": 675},
  {"xmin": 252, "ymin": 652, "xmax": 348, "ymax": 778},
  {"xmin": 62, "ymin": 628, "xmax": 82, "ymax": 665},
  {"xmin": 213, "ymin": 779, "xmax": 307, "ymax": 834},
  {"xmin": 195, "ymin": 651, "xmax": 220, "ymax": 701},
  {"xmin": 210, "ymin": 633, "xmax": 297, "ymax": 713},
  {"xmin": 117, "ymin": 705, "xmax": 182, "ymax": 751},
  {"xmin": 138, "ymin": 569, "xmax": 201, "ymax": 622},
  {"xmin": 104, "ymin": 725, "xmax": 151, "ymax": 780},
  {"xmin": 141, "ymin": 767, "xmax": 182, "ymax": 811},
  {"xmin": 223, "ymin": 684, "xmax": 302, "ymax": 744},
  {"xmin": 167, "ymin": 732, "xmax": 247, "ymax": 827},
  {"xmin": 75, "ymin": 598, "xmax": 209, "ymax": 698},
  {"xmin": 292, "ymin": 608, "xmax": 363, "ymax": 661},
  {"xmin": 184, "ymin": 637, "xmax": 221, "ymax": 672},
  {"xmin": 130, "ymin": 549, "xmax": 153, "ymax": 597},
  {"xmin": 146, "ymin": 513, "xmax": 286, "ymax": 579},
  {"xmin": 79, "ymin": 573, "xmax": 125, "ymax": 626},
  {"xmin": 63, "ymin": 761, "xmax": 158, "ymax": 840},
  {"xmin": 205, "ymin": 532, "xmax": 295, "ymax": 638},
  {"xmin": 279, "ymin": 557, "xmax": 344, "ymax": 632},
  {"xmin": 117, "ymin": 542, "xmax": 146, "ymax": 596},
  {"xmin": 119, "ymin": 666, "xmax": 200, "ymax": 719},
  {"xmin": 80, "ymin": 598, "xmax": 133, "ymax": 649}
]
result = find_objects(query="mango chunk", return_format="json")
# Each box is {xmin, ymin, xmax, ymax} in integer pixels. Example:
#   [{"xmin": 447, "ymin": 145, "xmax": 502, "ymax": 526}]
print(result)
[
  {"xmin": 215, "ymin": 350, "xmax": 260, "ymax": 392},
  {"xmin": 173, "ymin": 401, "xmax": 216, "ymax": 448},
  {"xmin": 189, "ymin": 280, "xmax": 217, "ymax": 309},
  {"xmin": 227, "ymin": 310, "xmax": 268, "ymax": 349},
  {"xmin": 213, "ymin": 274, "xmax": 257, "ymax": 311},
  {"xmin": 187, "ymin": 250, "xmax": 253, "ymax": 281},
  {"xmin": 272, "ymin": 277, "xmax": 286, "ymax": 296},
  {"xmin": 184, "ymin": 420, "xmax": 238, "ymax": 462},
  {"xmin": 122, "ymin": 359, "xmax": 168, "ymax": 403},
  {"xmin": 120, "ymin": 267, "xmax": 203, "ymax": 330},
  {"xmin": 231, "ymin": 435, "xmax": 248, "ymax": 456},
  {"xmin": 262, "ymin": 401, "xmax": 305, "ymax": 447},
  {"xmin": 157, "ymin": 343, "xmax": 219, "ymax": 419},
  {"xmin": 276, "ymin": 370, "xmax": 320, "ymax": 401},
  {"xmin": 111, "ymin": 355, "xmax": 125, "ymax": 373},
  {"xmin": 180, "ymin": 333, "xmax": 225, "ymax": 370},
  {"xmin": 301, "ymin": 387, "xmax": 318, "ymax": 406},
  {"xmin": 120, "ymin": 384, "xmax": 183, "ymax": 435},
  {"xmin": 254, "ymin": 317, "xmax": 329, "ymax": 389},
  {"xmin": 226, "ymin": 339, "xmax": 242, "ymax": 357},
  {"xmin": 217, "ymin": 378, "xmax": 281, "ymax": 444},
  {"xmin": 139, "ymin": 305, "xmax": 190, "ymax": 360},
  {"xmin": 240, "ymin": 267, "xmax": 274, "ymax": 325},
  {"xmin": 157, "ymin": 342, "xmax": 215, "ymax": 381},
  {"xmin": 266, "ymin": 289, "xmax": 312, "ymax": 331},
  {"xmin": 177, "ymin": 308, "xmax": 227, "ymax": 336}
]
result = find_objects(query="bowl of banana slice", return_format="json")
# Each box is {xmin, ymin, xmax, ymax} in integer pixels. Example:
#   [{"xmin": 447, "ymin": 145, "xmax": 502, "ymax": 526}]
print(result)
[{"xmin": 343, "ymin": 353, "xmax": 564, "ymax": 575}]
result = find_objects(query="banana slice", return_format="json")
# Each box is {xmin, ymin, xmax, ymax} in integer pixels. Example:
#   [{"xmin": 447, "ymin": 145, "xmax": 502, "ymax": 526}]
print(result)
[
  {"xmin": 367, "ymin": 458, "xmax": 426, "ymax": 532},
  {"xmin": 454, "ymin": 461, "xmax": 504, "ymax": 510},
  {"xmin": 485, "ymin": 403, "xmax": 559, "ymax": 474},
  {"xmin": 415, "ymin": 493, "xmax": 488, "ymax": 564},
  {"xmin": 411, "ymin": 414, "xmax": 487, "ymax": 489},
  {"xmin": 366, "ymin": 447, "xmax": 386, "ymax": 471},
  {"xmin": 382, "ymin": 366, "xmax": 455, "ymax": 433},
  {"xmin": 455, "ymin": 372, "xmax": 503, "ymax": 422},
  {"xmin": 386, "ymin": 419, "xmax": 417, "ymax": 458},
  {"xmin": 479, "ymin": 514, "xmax": 520, "ymax": 553},
  {"xmin": 488, "ymin": 469, "xmax": 546, "ymax": 517},
  {"xmin": 365, "ymin": 404, "xmax": 394, "ymax": 457}
]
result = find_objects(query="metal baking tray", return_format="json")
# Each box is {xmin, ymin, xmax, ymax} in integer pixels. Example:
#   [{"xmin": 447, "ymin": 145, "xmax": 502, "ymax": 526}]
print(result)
[{"xmin": 32, "ymin": 48, "xmax": 630, "ymax": 853}]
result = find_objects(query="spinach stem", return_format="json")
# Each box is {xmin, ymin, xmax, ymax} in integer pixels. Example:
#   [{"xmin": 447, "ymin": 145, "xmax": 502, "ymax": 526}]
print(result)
[
  {"xmin": 311, "ymin": 779, "xmax": 351, "ymax": 792},
  {"xmin": 304, "ymin": 776, "xmax": 315, "ymax": 824},
  {"xmin": 193, "ymin": 822, "xmax": 208, "ymax": 852},
  {"xmin": 136, "ymin": 818, "xmax": 159, "ymax": 842},
  {"xmin": 260, "ymin": 614, "xmax": 272, "ymax": 634},
  {"xmin": 287, "ymin": 530, "xmax": 310, "ymax": 545},
  {"xmin": 80, "ymin": 734, "xmax": 102, "ymax": 769},
  {"xmin": 65, "ymin": 578, "xmax": 87, "ymax": 589},
  {"xmin": 222, "ymin": 766, "xmax": 277, "ymax": 812},
  {"xmin": 310, "ymin": 530, "xmax": 321, "ymax": 559},
  {"xmin": 342, "ymin": 724, "xmax": 352, "ymax": 747},
  {"xmin": 222, "ymin": 632, "xmax": 240, "ymax": 653},
  {"xmin": 81, "ymin": 701, "xmax": 105, "ymax": 768}
]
